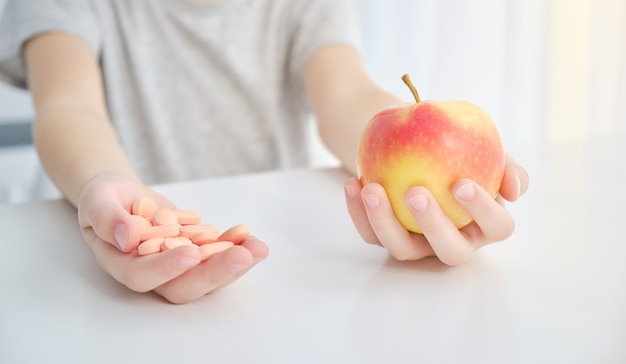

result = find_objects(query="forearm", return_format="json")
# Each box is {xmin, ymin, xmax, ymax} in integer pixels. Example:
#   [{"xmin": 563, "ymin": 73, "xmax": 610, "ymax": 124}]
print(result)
[
  {"xmin": 303, "ymin": 45, "xmax": 403, "ymax": 176},
  {"xmin": 23, "ymin": 32, "xmax": 137, "ymax": 207},
  {"xmin": 32, "ymin": 103, "xmax": 137, "ymax": 207},
  {"xmin": 315, "ymin": 86, "xmax": 401, "ymax": 176}
]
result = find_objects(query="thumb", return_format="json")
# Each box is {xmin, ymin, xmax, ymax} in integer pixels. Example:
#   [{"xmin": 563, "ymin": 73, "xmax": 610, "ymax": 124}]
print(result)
[{"xmin": 78, "ymin": 187, "xmax": 141, "ymax": 252}]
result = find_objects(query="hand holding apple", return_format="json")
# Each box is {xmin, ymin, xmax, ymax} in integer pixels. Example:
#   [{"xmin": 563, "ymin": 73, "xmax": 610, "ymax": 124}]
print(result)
[{"xmin": 357, "ymin": 74, "xmax": 505, "ymax": 234}]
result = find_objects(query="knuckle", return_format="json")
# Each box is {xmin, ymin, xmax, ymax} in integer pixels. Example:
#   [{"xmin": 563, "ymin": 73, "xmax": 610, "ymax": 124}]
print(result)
[
  {"xmin": 362, "ymin": 235, "xmax": 381, "ymax": 245},
  {"xmin": 163, "ymin": 294, "xmax": 187, "ymax": 305},
  {"xmin": 489, "ymin": 214, "xmax": 516, "ymax": 242},
  {"xmin": 391, "ymin": 250, "xmax": 413, "ymax": 261},
  {"xmin": 158, "ymin": 290, "xmax": 195, "ymax": 305},
  {"xmin": 438, "ymin": 248, "xmax": 474, "ymax": 266},
  {"xmin": 389, "ymin": 247, "xmax": 428, "ymax": 262}
]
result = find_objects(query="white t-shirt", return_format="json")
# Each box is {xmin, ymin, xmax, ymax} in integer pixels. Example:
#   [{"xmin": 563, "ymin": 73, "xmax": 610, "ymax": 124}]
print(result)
[{"xmin": 0, "ymin": 0, "xmax": 360, "ymax": 185}]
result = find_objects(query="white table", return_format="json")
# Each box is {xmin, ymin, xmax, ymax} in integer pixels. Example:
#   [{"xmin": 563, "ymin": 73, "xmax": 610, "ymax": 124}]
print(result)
[{"xmin": 1, "ymin": 135, "xmax": 625, "ymax": 364}]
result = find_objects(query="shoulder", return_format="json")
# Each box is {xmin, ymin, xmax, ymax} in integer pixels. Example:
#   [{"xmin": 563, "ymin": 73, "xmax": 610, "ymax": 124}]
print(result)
[{"xmin": 0, "ymin": 0, "xmax": 105, "ymax": 87}]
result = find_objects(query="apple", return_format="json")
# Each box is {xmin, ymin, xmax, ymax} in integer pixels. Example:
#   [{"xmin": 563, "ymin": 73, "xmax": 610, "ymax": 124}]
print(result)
[{"xmin": 357, "ymin": 74, "xmax": 505, "ymax": 234}]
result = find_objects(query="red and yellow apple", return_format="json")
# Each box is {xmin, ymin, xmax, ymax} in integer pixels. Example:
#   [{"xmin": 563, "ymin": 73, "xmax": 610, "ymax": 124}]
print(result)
[{"xmin": 357, "ymin": 74, "xmax": 505, "ymax": 234}]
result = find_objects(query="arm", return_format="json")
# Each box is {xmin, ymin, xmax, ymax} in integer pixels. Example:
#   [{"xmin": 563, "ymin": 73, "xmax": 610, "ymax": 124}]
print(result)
[
  {"xmin": 303, "ymin": 44, "xmax": 529, "ymax": 264},
  {"xmin": 25, "ymin": 32, "xmax": 136, "ymax": 207},
  {"xmin": 24, "ymin": 33, "xmax": 268, "ymax": 303},
  {"xmin": 302, "ymin": 45, "xmax": 401, "ymax": 176}
]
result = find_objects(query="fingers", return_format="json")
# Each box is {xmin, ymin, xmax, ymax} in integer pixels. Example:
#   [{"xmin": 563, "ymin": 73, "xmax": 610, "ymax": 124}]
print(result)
[
  {"xmin": 78, "ymin": 183, "xmax": 140, "ymax": 252},
  {"xmin": 93, "ymin": 239, "xmax": 201, "ymax": 293},
  {"xmin": 345, "ymin": 177, "xmax": 433, "ymax": 261},
  {"xmin": 500, "ymin": 154, "xmax": 530, "ymax": 201},
  {"xmin": 345, "ymin": 178, "xmax": 436, "ymax": 261},
  {"xmin": 348, "ymin": 177, "xmax": 520, "ymax": 266},
  {"xmin": 452, "ymin": 179, "xmax": 515, "ymax": 243},
  {"xmin": 154, "ymin": 237, "xmax": 269, "ymax": 304},
  {"xmin": 91, "ymin": 234, "xmax": 269, "ymax": 304},
  {"xmin": 154, "ymin": 246, "xmax": 254, "ymax": 304},
  {"xmin": 240, "ymin": 235, "xmax": 271, "ymax": 262},
  {"xmin": 360, "ymin": 183, "xmax": 436, "ymax": 261},
  {"xmin": 346, "ymin": 177, "xmax": 478, "ymax": 263},
  {"xmin": 344, "ymin": 178, "xmax": 380, "ymax": 245},
  {"xmin": 404, "ymin": 186, "xmax": 474, "ymax": 265}
]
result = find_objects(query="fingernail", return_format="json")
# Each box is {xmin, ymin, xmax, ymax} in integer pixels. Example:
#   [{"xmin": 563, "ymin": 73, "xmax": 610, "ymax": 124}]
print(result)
[
  {"xmin": 455, "ymin": 182, "xmax": 476, "ymax": 201},
  {"xmin": 408, "ymin": 194, "xmax": 428, "ymax": 212},
  {"xmin": 515, "ymin": 174, "xmax": 522, "ymax": 197},
  {"xmin": 177, "ymin": 257, "xmax": 200, "ymax": 269},
  {"xmin": 362, "ymin": 194, "xmax": 380, "ymax": 208},
  {"xmin": 114, "ymin": 223, "xmax": 127, "ymax": 251},
  {"xmin": 345, "ymin": 184, "xmax": 357, "ymax": 198},
  {"xmin": 227, "ymin": 262, "xmax": 249, "ymax": 273}
]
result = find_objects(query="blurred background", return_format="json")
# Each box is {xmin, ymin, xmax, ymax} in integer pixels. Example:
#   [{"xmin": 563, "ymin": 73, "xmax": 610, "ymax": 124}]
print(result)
[{"xmin": 1, "ymin": 0, "xmax": 625, "ymax": 203}]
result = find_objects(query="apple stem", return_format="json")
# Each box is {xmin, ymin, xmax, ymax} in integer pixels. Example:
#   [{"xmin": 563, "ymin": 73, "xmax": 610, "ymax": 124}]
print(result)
[{"xmin": 401, "ymin": 74, "xmax": 421, "ymax": 103}]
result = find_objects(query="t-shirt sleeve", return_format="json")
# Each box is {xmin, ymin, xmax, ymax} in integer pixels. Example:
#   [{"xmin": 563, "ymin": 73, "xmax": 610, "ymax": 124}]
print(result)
[
  {"xmin": 287, "ymin": 0, "xmax": 362, "ymax": 80},
  {"xmin": 0, "ymin": 0, "xmax": 101, "ymax": 89}
]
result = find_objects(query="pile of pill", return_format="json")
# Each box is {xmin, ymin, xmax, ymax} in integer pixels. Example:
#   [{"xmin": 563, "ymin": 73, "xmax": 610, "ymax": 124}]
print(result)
[{"xmin": 130, "ymin": 196, "xmax": 250, "ymax": 261}]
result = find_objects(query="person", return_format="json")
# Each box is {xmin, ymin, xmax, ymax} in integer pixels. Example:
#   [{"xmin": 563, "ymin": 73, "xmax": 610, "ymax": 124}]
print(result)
[{"xmin": 0, "ymin": 0, "xmax": 529, "ymax": 304}]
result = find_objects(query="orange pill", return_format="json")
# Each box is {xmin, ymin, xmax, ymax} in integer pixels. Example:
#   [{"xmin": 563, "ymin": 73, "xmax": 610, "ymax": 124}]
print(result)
[
  {"xmin": 178, "ymin": 224, "xmax": 219, "ymax": 239},
  {"xmin": 174, "ymin": 210, "xmax": 203, "ymax": 225},
  {"xmin": 153, "ymin": 208, "xmax": 178, "ymax": 226},
  {"xmin": 139, "ymin": 224, "xmax": 180, "ymax": 242},
  {"xmin": 137, "ymin": 237, "xmax": 164, "ymax": 256},
  {"xmin": 131, "ymin": 196, "xmax": 157, "ymax": 219},
  {"xmin": 199, "ymin": 241, "xmax": 234, "ymax": 261},
  {"xmin": 130, "ymin": 214, "xmax": 153, "ymax": 230},
  {"xmin": 161, "ymin": 236, "xmax": 195, "ymax": 251},
  {"xmin": 190, "ymin": 230, "xmax": 220, "ymax": 245},
  {"xmin": 217, "ymin": 224, "xmax": 250, "ymax": 245}
]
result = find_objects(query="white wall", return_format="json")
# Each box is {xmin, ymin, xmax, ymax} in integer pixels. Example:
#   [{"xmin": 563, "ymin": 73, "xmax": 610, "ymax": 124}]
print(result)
[
  {"xmin": 0, "ymin": 0, "xmax": 34, "ymax": 122},
  {"xmin": 0, "ymin": 84, "xmax": 32, "ymax": 121},
  {"xmin": 354, "ymin": 0, "xmax": 626, "ymax": 145}
]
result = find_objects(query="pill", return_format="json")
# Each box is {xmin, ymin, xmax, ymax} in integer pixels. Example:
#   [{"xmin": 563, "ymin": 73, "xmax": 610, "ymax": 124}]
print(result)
[
  {"xmin": 161, "ymin": 236, "xmax": 194, "ymax": 251},
  {"xmin": 129, "ymin": 197, "xmax": 253, "ymax": 259},
  {"xmin": 190, "ymin": 230, "xmax": 220, "ymax": 245},
  {"xmin": 178, "ymin": 224, "xmax": 219, "ymax": 239},
  {"xmin": 153, "ymin": 208, "xmax": 178, "ymax": 226},
  {"xmin": 174, "ymin": 210, "xmax": 203, "ymax": 225},
  {"xmin": 137, "ymin": 237, "xmax": 165, "ymax": 256},
  {"xmin": 130, "ymin": 214, "xmax": 153, "ymax": 230},
  {"xmin": 217, "ymin": 224, "xmax": 250, "ymax": 245},
  {"xmin": 199, "ymin": 241, "xmax": 234, "ymax": 261},
  {"xmin": 131, "ymin": 196, "xmax": 157, "ymax": 219},
  {"xmin": 139, "ymin": 224, "xmax": 180, "ymax": 242}
]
